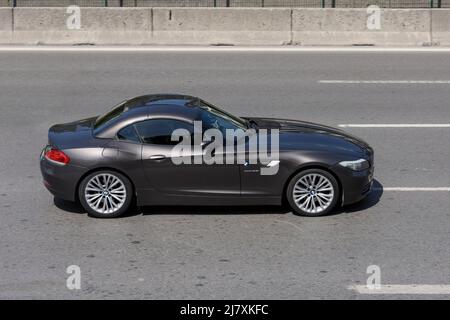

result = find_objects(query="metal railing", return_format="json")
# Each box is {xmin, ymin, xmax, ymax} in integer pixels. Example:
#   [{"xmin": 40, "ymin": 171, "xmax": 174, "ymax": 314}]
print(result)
[{"xmin": 0, "ymin": 0, "xmax": 448, "ymax": 8}]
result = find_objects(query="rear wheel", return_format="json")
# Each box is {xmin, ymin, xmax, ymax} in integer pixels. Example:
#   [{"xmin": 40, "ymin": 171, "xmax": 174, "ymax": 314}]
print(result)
[
  {"xmin": 79, "ymin": 170, "xmax": 133, "ymax": 218},
  {"xmin": 287, "ymin": 169, "xmax": 339, "ymax": 217}
]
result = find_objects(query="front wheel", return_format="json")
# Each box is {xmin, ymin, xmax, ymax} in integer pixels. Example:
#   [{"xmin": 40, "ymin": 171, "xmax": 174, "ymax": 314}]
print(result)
[
  {"xmin": 287, "ymin": 169, "xmax": 339, "ymax": 217},
  {"xmin": 79, "ymin": 170, "xmax": 133, "ymax": 218}
]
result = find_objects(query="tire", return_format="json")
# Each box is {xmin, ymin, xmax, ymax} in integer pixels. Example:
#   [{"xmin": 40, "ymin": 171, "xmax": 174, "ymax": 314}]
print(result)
[
  {"xmin": 286, "ymin": 169, "xmax": 339, "ymax": 217},
  {"xmin": 78, "ymin": 170, "xmax": 133, "ymax": 218}
]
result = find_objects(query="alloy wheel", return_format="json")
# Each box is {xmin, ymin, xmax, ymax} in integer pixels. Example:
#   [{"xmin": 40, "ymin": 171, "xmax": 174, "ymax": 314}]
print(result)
[
  {"xmin": 84, "ymin": 173, "xmax": 127, "ymax": 215},
  {"xmin": 293, "ymin": 173, "xmax": 335, "ymax": 214}
]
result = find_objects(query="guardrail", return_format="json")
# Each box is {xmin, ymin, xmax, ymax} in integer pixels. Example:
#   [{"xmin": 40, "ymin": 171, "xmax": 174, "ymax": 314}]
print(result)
[
  {"xmin": 0, "ymin": 0, "xmax": 449, "ymax": 9},
  {"xmin": 0, "ymin": 7, "xmax": 449, "ymax": 46}
]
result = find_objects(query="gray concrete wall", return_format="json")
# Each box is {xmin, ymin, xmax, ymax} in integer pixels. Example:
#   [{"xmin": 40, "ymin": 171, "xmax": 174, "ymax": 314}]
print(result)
[
  {"xmin": 292, "ymin": 8, "xmax": 431, "ymax": 46},
  {"xmin": 0, "ymin": 8, "xmax": 12, "ymax": 44},
  {"xmin": 1, "ymin": 7, "xmax": 449, "ymax": 46},
  {"xmin": 12, "ymin": 7, "xmax": 152, "ymax": 44},
  {"xmin": 431, "ymin": 9, "xmax": 450, "ymax": 46},
  {"xmin": 152, "ymin": 8, "xmax": 291, "ymax": 45}
]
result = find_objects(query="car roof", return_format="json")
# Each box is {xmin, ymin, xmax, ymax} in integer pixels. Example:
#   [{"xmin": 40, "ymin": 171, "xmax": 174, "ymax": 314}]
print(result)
[
  {"xmin": 124, "ymin": 94, "xmax": 198, "ymax": 109},
  {"xmin": 94, "ymin": 94, "xmax": 203, "ymax": 138},
  {"xmin": 126, "ymin": 93, "xmax": 201, "ymax": 120}
]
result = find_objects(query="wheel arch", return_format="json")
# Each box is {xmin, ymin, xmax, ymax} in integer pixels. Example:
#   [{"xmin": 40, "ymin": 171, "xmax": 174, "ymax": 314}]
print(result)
[{"xmin": 282, "ymin": 164, "xmax": 343, "ymax": 206}]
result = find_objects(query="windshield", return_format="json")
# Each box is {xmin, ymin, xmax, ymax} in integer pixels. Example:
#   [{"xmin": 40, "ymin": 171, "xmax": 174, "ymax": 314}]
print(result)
[
  {"xmin": 196, "ymin": 99, "xmax": 247, "ymax": 130},
  {"xmin": 94, "ymin": 101, "xmax": 127, "ymax": 131}
]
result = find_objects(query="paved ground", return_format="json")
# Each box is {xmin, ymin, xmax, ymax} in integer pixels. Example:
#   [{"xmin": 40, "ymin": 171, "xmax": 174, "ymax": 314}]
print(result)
[{"xmin": 0, "ymin": 49, "xmax": 450, "ymax": 299}]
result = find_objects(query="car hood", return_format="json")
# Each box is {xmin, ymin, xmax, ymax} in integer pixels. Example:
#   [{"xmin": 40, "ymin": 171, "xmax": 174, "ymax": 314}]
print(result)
[
  {"xmin": 48, "ymin": 117, "xmax": 97, "ymax": 149},
  {"xmin": 246, "ymin": 117, "xmax": 373, "ymax": 157}
]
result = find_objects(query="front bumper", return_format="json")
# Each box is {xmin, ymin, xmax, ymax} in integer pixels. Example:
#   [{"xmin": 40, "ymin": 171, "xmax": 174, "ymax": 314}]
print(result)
[{"xmin": 333, "ymin": 163, "xmax": 374, "ymax": 206}]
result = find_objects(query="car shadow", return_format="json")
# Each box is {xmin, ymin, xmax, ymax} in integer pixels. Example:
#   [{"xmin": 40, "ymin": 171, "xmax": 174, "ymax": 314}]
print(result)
[
  {"xmin": 54, "ymin": 197, "xmax": 85, "ymax": 214},
  {"xmin": 54, "ymin": 179, "xmax": 383, "ymax": 218},
  {"xmin": 137, "ymin": 205, "xmax": 290, "ymax": 217}
]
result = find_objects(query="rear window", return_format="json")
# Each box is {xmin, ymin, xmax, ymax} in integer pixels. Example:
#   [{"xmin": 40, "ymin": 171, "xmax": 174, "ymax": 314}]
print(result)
[{"xmin": 94, "ymin": 101, "xmax": 127, "ymax": 132}]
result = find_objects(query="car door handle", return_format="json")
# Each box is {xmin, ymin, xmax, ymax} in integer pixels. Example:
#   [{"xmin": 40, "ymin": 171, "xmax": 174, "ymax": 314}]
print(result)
[{"xmin": 149, "ymin": 155, "xmax": 166, "ymax": 160}]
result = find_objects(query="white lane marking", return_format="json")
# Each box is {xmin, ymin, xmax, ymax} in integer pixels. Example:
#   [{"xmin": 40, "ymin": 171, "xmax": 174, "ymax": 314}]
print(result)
[
  {"xmin": 339, "ymin": 124, "xmax": 450, "ymax": 128},
  {"xmin": 4, "ymin": 46, "xmax": 450, "ymax": 52},
  {"xmin": 320, "ymin": 80, "xmax": 450, "ymax": 84},
  {"xmin": 348, "ymin": 284, "xmax": 450, "ymax": 295},
  {"xmin": 377, "ymin": 187, "xmax": 450, "ymax": 191}
]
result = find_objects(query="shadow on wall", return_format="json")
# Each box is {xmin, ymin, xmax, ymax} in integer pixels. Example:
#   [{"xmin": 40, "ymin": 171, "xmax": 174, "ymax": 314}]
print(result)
[{"xmin": 54, "ymin": 179, "xmax": 383, "ymax": 218}]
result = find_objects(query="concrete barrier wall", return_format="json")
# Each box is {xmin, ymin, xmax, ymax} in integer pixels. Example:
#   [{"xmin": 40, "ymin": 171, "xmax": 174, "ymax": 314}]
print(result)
[
  {"xmin": 12, "ymin": 8, "xmax": 152, "ymax": 44},
  {"xmin": 0, "ymin": 8, "xmax": 12, "ymax": 44},
  {"xmin": 152, "ymin": 8, "xmax": 291, "ymax": 45},
  {"xmin": 432, "ymin": 9, "xmax": 450, "ymax": 46},
  {"xmin": 292, "ymin": 8, "xmax": 431, "ymax": 46},
  {"xmin": 1, "ymin": 7, "xmax": 449, "ymax": 46}
]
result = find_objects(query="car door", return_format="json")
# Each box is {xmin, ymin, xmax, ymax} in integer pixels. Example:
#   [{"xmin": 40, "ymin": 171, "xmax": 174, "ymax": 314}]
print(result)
[
  {"xmin": 135, "ymin": 118, "xmax": 241, "ymax": 204},
  {"xmin": 238, "ymin": 131, "xmax": 287, "ymax": 202}
]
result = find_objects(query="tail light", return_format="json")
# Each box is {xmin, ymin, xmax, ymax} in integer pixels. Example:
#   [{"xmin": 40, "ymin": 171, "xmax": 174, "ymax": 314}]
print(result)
[{"xmin": 44, "ymin": 146, "xmax": 70, "ymax": 165}]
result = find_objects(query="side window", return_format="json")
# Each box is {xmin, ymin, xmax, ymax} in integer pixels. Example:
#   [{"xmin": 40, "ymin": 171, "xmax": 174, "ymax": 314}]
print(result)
[
  {"xmin": 134, "ymin": 119, "xmax": 194, "ymax": 145},
  {"xmin": 117, "ymin": 124, "xmax": 141, "ymax": 143}
]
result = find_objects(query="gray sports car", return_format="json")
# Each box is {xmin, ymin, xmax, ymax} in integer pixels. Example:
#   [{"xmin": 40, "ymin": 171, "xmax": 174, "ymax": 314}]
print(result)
[{"xmin": 40, "ymin": 94, "xmax": 374, "ymax": 218}]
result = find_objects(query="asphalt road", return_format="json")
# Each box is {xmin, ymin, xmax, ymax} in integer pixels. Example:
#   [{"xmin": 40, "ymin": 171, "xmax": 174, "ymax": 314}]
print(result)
[{"xmin": 0, "ymin": 49, "xmax": 450, "ymax": 299}]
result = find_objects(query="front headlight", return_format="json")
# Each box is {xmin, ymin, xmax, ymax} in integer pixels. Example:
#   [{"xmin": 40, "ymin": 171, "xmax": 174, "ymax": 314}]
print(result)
[{"xmin": 339, "ymin": 158, "xmax": 370, "ymax": 171}]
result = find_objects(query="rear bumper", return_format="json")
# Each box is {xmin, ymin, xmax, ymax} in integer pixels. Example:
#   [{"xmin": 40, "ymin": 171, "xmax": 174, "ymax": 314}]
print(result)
[
  {"xmin": 40, "ymin": 156, "xmax": 86, "ymax": 202},
  {"xmin": 333, "ymin": 164, "xmax": 374, "ymax": 206}
]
